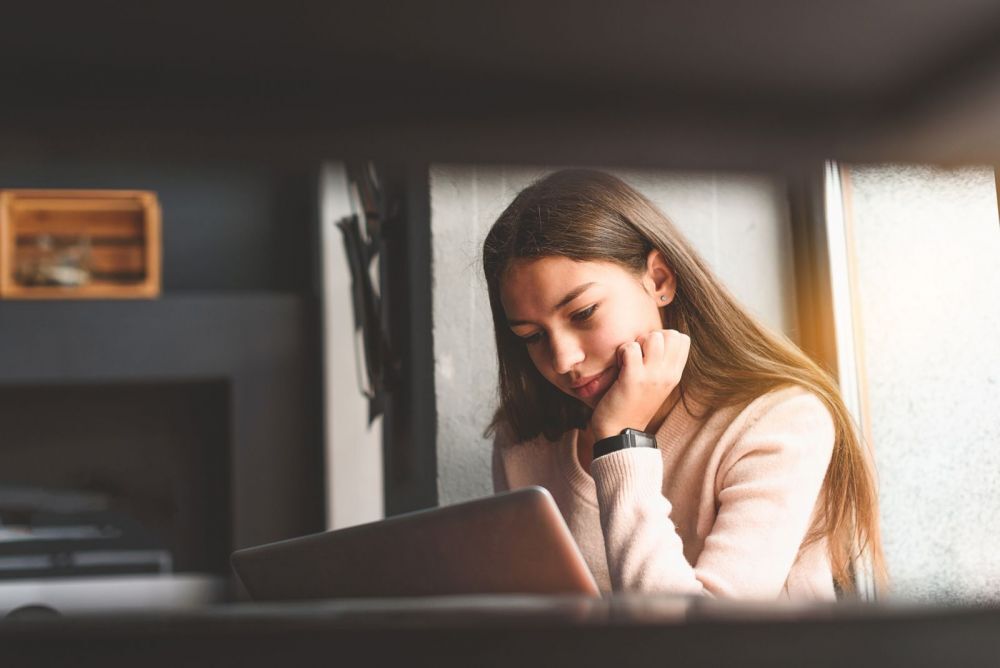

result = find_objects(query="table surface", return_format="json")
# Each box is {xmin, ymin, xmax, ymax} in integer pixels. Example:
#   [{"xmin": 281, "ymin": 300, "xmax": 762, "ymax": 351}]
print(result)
[{"xmin": 1, "ymin": 595, "xmax": 998, "ymax": 668}]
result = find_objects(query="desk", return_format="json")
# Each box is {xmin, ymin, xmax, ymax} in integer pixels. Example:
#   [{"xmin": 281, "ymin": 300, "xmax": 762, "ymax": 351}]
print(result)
[{"xmin": 1, "ymin": 595, "xmax": 998, "ymax": 667}]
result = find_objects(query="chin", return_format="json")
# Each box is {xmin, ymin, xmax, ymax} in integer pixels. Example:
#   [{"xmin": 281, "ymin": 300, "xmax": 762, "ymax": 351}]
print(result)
[
  {"xmin": 572, "ymin": 388, "xmax": 607, "ymax": 410},
  {"xmin": 557, "ymin": 386, "xmax": 593, "ymax": 409}
]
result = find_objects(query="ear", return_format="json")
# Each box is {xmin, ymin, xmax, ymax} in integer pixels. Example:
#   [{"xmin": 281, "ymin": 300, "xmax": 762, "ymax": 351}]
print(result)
[{"xmin": 642, "ymin": 249, "xmax": 677, "ymax": 306}]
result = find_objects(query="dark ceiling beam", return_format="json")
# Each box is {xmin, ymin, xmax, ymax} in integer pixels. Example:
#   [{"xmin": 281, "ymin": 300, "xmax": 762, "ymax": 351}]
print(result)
[
  {"xmin": 820, "ymin": 11, "xmax": 1000, "ymax": 166},
  {"xmin": 5, "ymin": 1, "xmax": 1000, "ymax": 168}
]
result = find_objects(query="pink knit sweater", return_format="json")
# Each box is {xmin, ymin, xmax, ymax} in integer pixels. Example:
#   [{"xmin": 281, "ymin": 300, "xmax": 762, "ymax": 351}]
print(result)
[{"xmin": 492, "ymin": 384, "xmax": 837, "ymax": 599}]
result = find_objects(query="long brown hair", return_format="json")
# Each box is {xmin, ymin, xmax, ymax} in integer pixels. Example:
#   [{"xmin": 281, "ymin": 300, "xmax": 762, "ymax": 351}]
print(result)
[{"xmin": 482, "ymin": 169, "xmax": 886, "ymax": 594}]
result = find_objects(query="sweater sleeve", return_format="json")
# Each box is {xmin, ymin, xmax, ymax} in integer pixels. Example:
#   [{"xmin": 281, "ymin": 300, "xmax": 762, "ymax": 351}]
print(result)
[{"xmin": 590, "ymin": 389, "xmax": 835, "ymax": 598}]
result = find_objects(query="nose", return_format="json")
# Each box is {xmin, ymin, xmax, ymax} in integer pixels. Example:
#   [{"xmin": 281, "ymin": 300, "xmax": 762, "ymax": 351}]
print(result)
[{"xmin": 548, "ymin": 331, "xmax": 585, "ymax": 376}]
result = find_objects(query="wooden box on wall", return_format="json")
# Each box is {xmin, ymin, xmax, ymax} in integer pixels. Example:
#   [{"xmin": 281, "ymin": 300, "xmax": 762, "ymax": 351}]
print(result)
[{"xmin": 0, "ymin": 189, "xmax": 161, "ymax": 299}]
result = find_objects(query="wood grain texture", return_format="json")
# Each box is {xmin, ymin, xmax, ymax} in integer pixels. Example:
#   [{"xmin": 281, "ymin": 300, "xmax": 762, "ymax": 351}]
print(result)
[{"xmin": 0, "ymin": 189, "xmax": 161, "ymax": 299}]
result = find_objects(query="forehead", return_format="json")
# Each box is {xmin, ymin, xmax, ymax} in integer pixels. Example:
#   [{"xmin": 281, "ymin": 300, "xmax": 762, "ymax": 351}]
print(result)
[{"xmin": 499, "ymin": 256, "xmax": 630, "ymax": 316}]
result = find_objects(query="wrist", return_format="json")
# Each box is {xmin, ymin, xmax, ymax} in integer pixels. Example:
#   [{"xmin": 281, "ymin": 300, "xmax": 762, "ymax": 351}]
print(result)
[
  {"xmin": 593, "ymin": 425, "xmax": 624, "ymax": 441},
  {"xmin": 592, "ymin": 428, "xmax": 657, "ymax": 460},
  {"xmin": 593, "ymin": 421, "xmax": 644, "ymax": 441}
]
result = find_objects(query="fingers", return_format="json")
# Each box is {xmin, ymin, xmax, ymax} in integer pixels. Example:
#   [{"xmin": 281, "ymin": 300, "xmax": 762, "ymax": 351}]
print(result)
[
  {"xmin": 618, "ymin": 340, "xmax": 642, "ymax": 371},
  {"xmin": 643, "ymin": 329, "xmax": 665, "ymax": 361},
  {"xmin": 661, "ymin": 330, "xmax": 691, "ymax": 383},
  {"xmin": 623, "ymin": 330, "xmax": 690, "ymax": 375},
  {"xmin": 595, "ymin": 330, "xmax": 689, "ymax": 436}
]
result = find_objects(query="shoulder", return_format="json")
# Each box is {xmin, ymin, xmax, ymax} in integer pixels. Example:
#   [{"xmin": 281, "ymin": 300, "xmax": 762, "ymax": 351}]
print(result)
[
  {"xmin": 717, "ymin": 385, "xmax": 836, "ymax": 474},
  {"xmin": 743, "ymin": 385, "xmax": 835, "ymax": 435}
]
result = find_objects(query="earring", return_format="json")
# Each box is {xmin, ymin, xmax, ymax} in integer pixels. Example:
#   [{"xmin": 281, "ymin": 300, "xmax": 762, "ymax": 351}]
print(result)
[{"xmin": 659, "ymin": 295, "xmax": 667, "ymax": 302}]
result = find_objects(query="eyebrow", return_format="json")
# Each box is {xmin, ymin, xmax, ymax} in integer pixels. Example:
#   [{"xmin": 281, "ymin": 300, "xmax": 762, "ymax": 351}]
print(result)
[{"xmin": 507, "ymin": 282, "xmax": 597, "ymax": 327}]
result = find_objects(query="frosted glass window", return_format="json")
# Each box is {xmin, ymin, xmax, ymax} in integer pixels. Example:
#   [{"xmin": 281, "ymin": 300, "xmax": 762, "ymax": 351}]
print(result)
[{"xmin": 844, "ymin": 165, "xmax": 1000, "ymax": 603}]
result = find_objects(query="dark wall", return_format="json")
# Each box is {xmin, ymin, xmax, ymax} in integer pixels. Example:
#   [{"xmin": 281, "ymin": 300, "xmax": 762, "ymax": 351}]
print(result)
[{"xmin": 0, "ymin": 156, "xmax": 326, "ymax": 579}]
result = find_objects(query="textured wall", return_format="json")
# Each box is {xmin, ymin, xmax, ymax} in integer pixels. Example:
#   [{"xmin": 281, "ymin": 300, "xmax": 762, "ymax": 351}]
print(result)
[
  {"xmin": 430, "ymin": 166, "xmax": 798, "ymax": 504},
  {"xmin": 847, "ymin": 165, "xmax": 1000, "ymax": 603}
]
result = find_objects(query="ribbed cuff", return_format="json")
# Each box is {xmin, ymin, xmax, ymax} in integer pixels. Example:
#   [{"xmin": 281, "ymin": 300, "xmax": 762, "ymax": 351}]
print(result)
[{"xmin": 590, "ymin": 447, "xmax": 664, "ymax": 508}]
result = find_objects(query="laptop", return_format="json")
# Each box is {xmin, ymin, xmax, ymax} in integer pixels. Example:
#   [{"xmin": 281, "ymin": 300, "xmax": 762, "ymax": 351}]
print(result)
[{"xmin": 231, "ymin": 486, "xmax": 600, "ymax": 601}]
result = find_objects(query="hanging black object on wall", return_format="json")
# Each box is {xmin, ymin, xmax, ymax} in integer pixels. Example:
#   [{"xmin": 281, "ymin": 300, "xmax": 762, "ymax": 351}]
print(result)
[{"xmin": 336, "ymin": 163, "xmax": 398, "ymax": 424}]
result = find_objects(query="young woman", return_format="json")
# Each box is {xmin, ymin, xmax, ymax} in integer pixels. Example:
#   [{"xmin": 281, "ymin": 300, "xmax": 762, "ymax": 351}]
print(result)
[{"xmin": 483, "ymin": 169, "xmax": 885, "ymax": 599}]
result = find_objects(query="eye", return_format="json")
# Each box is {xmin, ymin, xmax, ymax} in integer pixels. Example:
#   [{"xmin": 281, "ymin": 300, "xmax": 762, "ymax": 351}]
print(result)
[
  {"xmin": 571, "ymin": 304, "xmax": 598, "ymax": 322},
  {"xmin": 519, "ymin": 331, "xmax": 544, "ymax": 345}
]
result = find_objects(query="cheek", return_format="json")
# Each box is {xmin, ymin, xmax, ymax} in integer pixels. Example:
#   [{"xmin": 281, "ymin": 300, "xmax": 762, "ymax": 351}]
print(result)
[
  {"xmin": 572, "ymin": 322, "xmax": 636, "ymax": 368},
  {"xmin": 593, "ymin": 303, "xmax": 661, "ymax": 354},
  {"xmin": 586, "ymin": 326, "xmax": 626, "ymax": 357}
]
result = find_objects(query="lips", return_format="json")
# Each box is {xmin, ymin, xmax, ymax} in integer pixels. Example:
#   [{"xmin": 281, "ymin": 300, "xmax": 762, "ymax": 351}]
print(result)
[{"xmin": 569, "ymin": 366, "xmax": 615, "ymax": 400}]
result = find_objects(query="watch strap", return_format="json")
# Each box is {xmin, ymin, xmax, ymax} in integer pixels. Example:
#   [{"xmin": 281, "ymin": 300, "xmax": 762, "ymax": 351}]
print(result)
[{"xmin": 592, "ymin": 428, "xmax": 657, "ymax": 460}]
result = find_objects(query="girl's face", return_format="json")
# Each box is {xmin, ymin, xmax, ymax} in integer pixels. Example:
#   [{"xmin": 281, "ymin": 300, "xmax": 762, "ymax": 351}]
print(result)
[{"xmin": 500, "ymin": 254, "xmax": 671, "ymax": 408}]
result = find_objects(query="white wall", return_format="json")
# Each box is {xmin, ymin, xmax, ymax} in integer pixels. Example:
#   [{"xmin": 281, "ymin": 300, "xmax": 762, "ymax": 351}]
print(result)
[
  {"xmin": 320, "ymin": 163, "xmax": 384, "ymax": 529},
  {"xmin": 847, "ymin": 165, "xmax": 1000, "ymax": 603},
  {"xmin": 429, "ymin": 165, "xmax": 799, "ymax": 504}
]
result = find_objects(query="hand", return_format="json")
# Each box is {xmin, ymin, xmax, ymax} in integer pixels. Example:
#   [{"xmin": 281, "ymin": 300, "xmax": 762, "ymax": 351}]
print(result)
[{"xmin": 590, "ymin": 329, "xmax": 690, "ymax": 440}]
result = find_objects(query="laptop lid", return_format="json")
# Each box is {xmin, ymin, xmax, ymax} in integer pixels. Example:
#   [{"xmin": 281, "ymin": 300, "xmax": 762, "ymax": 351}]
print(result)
[{"xmin": 231, "ymin": 486, "xmax": 600, "ymax": 600}]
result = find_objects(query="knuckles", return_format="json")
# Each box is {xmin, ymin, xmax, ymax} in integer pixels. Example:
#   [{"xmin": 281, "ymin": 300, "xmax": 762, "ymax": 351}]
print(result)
[{"xmin": 632, "ymin": 330, "xmax": 691, "ymax": 358}]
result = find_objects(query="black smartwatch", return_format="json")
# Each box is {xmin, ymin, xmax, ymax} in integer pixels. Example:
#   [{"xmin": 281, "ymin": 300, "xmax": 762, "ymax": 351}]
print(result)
[{"xmin": 592, "ymin": 428, "xmax": 657, "ymax": 460}]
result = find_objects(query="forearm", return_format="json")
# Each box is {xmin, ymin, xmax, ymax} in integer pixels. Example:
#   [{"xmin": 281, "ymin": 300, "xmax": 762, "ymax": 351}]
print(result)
[
  {"xmin": 591, "ymin": 448, "xmax": 705, "ymax": 594},
  {"xmin": 592, "ymin": 389, "xmax": 836, "ymax": 599}
]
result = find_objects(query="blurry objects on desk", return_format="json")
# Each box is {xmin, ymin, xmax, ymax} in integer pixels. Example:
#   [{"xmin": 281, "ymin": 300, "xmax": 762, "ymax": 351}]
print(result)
[
  {"xmin": 15, "ymin": 233, "xmax": 92, "ymax": 287},
  {"xmin": 0, "ymin": 189, "xmax": 161, "ymax": 299},
  {"xmin": 0, "ymin": 483, "xmax": 172, "ymax": 580}
]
